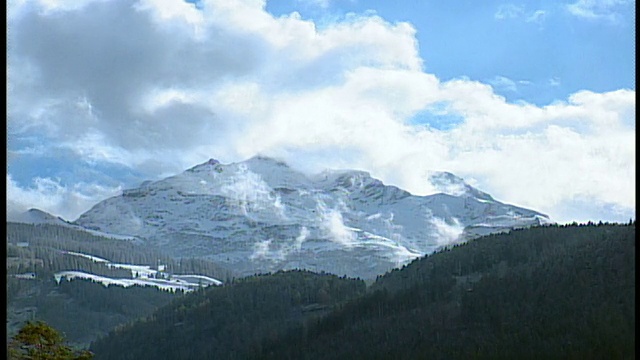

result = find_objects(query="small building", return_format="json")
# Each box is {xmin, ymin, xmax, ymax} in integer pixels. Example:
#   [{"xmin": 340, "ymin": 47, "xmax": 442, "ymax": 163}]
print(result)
[
  {"xmin": 16, "ymin": 242, "xmax": 29, "ymax": 248},
  {"xmin": 13, "ymin": 272, "xmax": 36, "ymax": 280}
]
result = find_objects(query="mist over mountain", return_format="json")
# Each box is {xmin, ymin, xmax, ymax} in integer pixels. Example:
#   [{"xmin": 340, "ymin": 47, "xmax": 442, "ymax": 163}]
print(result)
[{"xmin": 72, "ymin": 156, "xmax": 550, "ymax": 279}]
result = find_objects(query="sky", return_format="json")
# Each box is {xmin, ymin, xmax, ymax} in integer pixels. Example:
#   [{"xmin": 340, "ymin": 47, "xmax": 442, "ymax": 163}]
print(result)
[{"xmin": 7, "ymin": 0, "xmax": 636, "ymax": 224}]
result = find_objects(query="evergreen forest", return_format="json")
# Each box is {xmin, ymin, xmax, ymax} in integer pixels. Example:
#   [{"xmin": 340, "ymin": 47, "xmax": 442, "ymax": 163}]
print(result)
[
  {"xmin": 89, "ymin": 222, "xmax": 635, "ymax": 359},
  {"xmin": 6, "ymin": 222, "xmax": 235, "ymax": 347}
]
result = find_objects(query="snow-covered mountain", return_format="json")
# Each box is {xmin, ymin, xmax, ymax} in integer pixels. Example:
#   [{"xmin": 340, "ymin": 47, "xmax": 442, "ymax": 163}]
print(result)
[
  {"xmin": 10, "ymin": 208, "xmax": 140, "ymax": 241},
  {"xmin": 73, "ymin": 156, "xmax": 551, "ymax": 279},
  {"xmin": 10, "ymin": 208, "xmax": 70, "ymax": 225}
]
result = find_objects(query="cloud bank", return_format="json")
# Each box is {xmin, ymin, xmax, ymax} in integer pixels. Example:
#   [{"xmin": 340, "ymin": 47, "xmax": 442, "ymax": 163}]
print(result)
[{"xmin": 7, "ymin": 0, "xmax": 635, "ymax": 223}]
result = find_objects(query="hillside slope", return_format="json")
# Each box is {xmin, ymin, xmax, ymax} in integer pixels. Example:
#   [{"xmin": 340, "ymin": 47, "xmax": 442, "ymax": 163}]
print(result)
[
  {"xmin": 6, "ymin": 222, "xmax": 231, "ymax": 347},
  {"xmin": 90, "ymin": 222, "xmax": 635, "ymax": 359}
]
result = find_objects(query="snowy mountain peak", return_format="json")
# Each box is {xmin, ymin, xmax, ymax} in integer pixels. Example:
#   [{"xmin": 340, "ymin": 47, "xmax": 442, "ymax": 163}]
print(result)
[
  {"xmin": 186, "ymin": 158, "xmax": 222, "ymax": 173},
  {"xmin": 9, "ymin": 208, "xmax": 70, "ymax": 225},
  {"xmin": 314, "ymin": 169, "xmax": 372, "ymax": 186},
  {"xmin": 245, "ymin": 155, "xmax": 289, "ymax": 168},
  {"xmin": 74, "ymin": 157, "xmax": 550, "ymax": 279},
  {"xmin": 429, "ymin": 171, "xmax": 494, "ymax": 201}
]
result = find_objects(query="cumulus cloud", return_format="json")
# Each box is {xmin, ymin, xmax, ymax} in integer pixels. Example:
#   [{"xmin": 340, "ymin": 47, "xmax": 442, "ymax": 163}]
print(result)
[{"xmin": 7, "ymin": 0, "xmax": 635, "ymax": 223}]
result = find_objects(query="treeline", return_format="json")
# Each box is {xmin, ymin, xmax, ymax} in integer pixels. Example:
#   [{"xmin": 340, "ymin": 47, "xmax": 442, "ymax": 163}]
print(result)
[
  {"xmin": 6, "ymin": 222, "xmax": 235, "ymax": 281},
  {"xmin": 90, "ymin": 222, "xmax": 635, "ymax": 359}
]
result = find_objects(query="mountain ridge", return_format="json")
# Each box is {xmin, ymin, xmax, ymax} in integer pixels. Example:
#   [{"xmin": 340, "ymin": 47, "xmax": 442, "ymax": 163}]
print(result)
[{"xmin": 39, "ymin": 156, "xmax": 549, "ymax": 279}]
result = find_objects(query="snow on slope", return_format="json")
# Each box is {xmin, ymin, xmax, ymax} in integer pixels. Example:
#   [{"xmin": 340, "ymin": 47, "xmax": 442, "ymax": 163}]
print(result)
[
  {"xmin": 54, "ymin": 271, "xmax": 207, "ymax": 293},
  {"xmin": 74, "ymin": 156, "xmax": 551, "ymax": 279},
  {"xmin": 57, "ymin": 251, "xmax": 222, "ymax": 292}
]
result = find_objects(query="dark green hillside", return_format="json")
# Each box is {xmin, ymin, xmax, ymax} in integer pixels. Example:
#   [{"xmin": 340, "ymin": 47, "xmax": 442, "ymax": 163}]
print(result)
[
  {"xmin": 7, "ymin": 275, "xmax": 178, "ymax": 347},
  {"xmin": 90, "ymin": 271, "xmax": 366, "ymax": 359},
  {"xmin": 89, "ymin": 222, "xmax": 634, "ymax": 359},
  {"xmin": 6, "ymin": 222, "xmax": 234, "ymax": 347},
  {"xmin": 264, "ymin": 222, "xmax": 635, "ymax": 359}
]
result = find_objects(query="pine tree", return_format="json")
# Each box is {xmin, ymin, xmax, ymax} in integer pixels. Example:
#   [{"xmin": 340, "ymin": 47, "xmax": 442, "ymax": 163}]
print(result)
[{"xmin": 7, "ymin": 321, "xmax": 94, "ymax": 360}]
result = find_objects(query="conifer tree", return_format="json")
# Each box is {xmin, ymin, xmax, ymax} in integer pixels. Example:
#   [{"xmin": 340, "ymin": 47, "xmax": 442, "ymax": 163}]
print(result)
[{"xmin": 8, "ymin": 321, "xmax": 93, "ymax": 360}]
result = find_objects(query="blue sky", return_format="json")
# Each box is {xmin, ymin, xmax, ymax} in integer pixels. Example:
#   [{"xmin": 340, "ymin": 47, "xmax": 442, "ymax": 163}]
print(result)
[
  {"xmin": 7, "ymin": 0, "xmax": 636, "ymax": 223},
  {"xmin": 265, "ymin": 0, "xmax": 635, "ymax": 106}
]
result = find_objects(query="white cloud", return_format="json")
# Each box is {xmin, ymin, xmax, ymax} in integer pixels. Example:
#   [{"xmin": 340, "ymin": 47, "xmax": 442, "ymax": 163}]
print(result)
[
  {"xmin": 489, "ymin": 75, "xmax": 518, "ymax": 92},
  {"xmin": 296, "ymin": 0, "xmax": 357, "ymax": 9},
  {"xmin": 298, "ymin": 0, "xmax": 331, "ymax": 9},
  {"xmin": 566, "ymin": 0, "xmax": 633, "ymax": 23},
  {"xmin": 316, "ymin": 200, "xmax": 357, "ymax": 247},
  {"xmin": 249, "ymin": 239, "xmax": 278, "ymax": 261},
  {"xmin": 495, "ymin": 3, "xmax": 547, "ymax": 25},
  {"xmin": 249, "ymin": 226, "xmax": 309, "ymax": 262},
  {"xmin": 526, "ymin": 10, "xmax": 547, "ymax": 24},
  {"xmin": 7, "ymin": 0, "xmax": 635, "ymax": 224},
  {"xmin": 7, "ymin": 175, "xmax": 122, "ymax": 221},
  {"xmin": 429, "ymin": 216, "xmax": 464, "ymax": 247},
  {"xmin": 220, "ymin": 164, "xmax": 285, "ymax": 218},
  {"xmin": 494, "ymin": 4, "xmax": 525, "ymax": 19}
]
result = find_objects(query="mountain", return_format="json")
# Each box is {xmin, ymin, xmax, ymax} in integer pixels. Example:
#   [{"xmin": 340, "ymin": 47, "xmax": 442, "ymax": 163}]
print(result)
[
  {"xmin": 10, "ymin": 208, "xmax": 70, "ymax": 225},
  {"xmin": 11, "ymin": 208, "xmax": 140, "ymax": 242},
  {"xmin": 74, "ymin": 156, "xmax": 550, "ymax": 279}
]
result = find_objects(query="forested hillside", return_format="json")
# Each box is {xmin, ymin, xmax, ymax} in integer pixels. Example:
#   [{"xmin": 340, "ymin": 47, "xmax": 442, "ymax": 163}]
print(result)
[
  {"xmin": 90, "ymin": 271, "xmax": 366, "ymax": 359},
  {"xmin": 265, "ymin": 222, "xmax": 635, "ymax": 359},
  {"xmin": 6, "ymin": 222, "xmax": 235, "ymax": 347},
  {"xmin": 89, "ymin": 222, "xmax": 635, "ymax": 359}
]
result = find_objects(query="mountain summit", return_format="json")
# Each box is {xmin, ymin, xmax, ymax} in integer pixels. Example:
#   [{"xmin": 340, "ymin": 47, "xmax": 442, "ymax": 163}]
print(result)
[{"xmin": 74, "ymin": 156, "xmax": 550, "ymax": 279}]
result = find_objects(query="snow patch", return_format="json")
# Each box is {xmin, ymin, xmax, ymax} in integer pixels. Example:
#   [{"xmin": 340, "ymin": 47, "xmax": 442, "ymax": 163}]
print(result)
[
  {"xmin": 54, "ymin": 271, "xmax": 207, "ymax": 293},
  {"xmin": 366, "ymin": 213, "xmax": 382, "ymax": 221},
  {"xmin": 63, "ymin": 251, "xmax": 110, "ymax": 263},
  {"xmin": 55, "ymin": 251, "xmax": 222, "ymax": 291}
]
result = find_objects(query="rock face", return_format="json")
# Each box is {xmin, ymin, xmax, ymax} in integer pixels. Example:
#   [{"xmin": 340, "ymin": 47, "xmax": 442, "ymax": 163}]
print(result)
[{"xmin": 74, "ymin": 156, "xmax": 551, "ymax": 279}]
